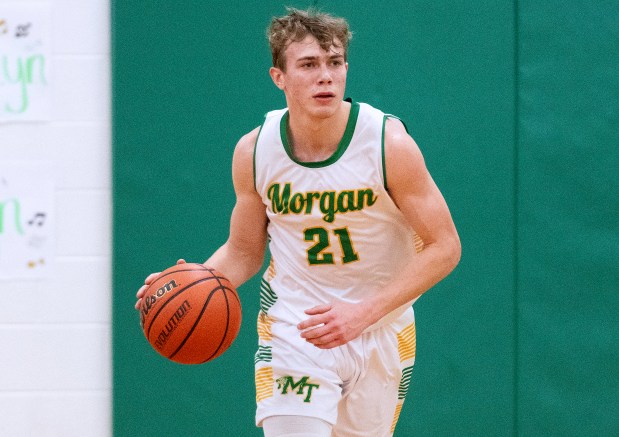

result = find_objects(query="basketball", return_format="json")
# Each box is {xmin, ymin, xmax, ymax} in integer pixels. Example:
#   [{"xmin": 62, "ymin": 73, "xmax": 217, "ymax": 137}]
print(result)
[{"xmin": 139, "ymin": 263, "xmax": 242, "ymax": 364}]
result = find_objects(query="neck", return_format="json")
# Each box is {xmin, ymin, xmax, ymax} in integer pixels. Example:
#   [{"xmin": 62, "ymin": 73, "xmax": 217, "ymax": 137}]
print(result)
[{"xmin": 287, "ymin": 100, "xmax": 351, "ymax": 162}]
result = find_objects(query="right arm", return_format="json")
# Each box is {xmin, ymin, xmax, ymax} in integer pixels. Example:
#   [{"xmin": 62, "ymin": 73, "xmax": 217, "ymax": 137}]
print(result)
[
  {"xmin": 135, "ymin": 128, "xmax": 267, "ymax": 309},
  {"xmin": 203, "ymin": 127, "xmax": 268, "ymax": 287}
]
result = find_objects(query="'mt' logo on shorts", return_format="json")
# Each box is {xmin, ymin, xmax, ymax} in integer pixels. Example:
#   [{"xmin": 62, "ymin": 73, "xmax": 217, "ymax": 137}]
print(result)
[{"xmin": 276, "ymin": 376, "xmax": 319, "ymax": 403}]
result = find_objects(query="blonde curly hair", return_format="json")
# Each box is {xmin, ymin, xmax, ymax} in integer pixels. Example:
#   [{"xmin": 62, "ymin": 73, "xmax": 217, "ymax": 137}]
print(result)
[{"xmin": 267, "ymin": 7, "xmax": 352, "ymax": 71}]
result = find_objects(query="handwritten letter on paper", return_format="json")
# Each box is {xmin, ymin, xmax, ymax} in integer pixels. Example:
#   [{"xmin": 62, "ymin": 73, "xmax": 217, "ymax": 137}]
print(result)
[
  {"xmin": 0, "ymin": 163, "xmax": 54, "ymax": 279},
  {"xmin": 0, "ymin": 3, "xmax": 51, "ymax": 122}
]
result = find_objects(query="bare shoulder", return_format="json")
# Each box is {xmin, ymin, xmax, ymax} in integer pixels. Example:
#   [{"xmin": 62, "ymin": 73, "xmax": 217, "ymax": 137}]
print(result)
[
  {"xmin": 234, "ymin": 126, "xmax": 261, "ymax": 163},
  {"xmin": 383, "ymin": 117, "xmax": 428, "ymax": 192}
]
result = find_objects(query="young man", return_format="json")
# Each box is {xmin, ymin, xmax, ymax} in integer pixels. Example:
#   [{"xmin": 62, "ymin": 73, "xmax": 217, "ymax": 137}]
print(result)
[{"xmin": 136, "ymin": 8, "xmax": 460, "ymax": 437}]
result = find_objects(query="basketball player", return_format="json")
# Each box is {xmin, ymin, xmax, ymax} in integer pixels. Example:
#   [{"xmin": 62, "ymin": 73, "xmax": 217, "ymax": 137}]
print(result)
[{"xmin": 136, "ymin": 8, "xmax": 460, "ymax": 437}]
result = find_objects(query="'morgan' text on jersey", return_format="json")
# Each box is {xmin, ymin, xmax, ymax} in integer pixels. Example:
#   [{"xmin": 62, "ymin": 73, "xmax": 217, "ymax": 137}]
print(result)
[{"xmin": 267, "ymin": 182, "xmax": 378, "ymax": 223}]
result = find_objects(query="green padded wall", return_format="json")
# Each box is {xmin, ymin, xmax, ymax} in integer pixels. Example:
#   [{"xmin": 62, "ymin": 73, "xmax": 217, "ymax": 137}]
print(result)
[
  {"xmin": 517, "ymin": 2, "xmax": 619, "ymax": 435},
  {"xmin": 112, "ymin": 1, "xmax": 618, "ymax": 436}
]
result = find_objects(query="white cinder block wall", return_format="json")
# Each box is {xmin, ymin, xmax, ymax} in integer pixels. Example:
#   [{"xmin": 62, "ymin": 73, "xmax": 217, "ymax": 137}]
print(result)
[{"xmin": 0, "ymin": 1, "xmax": 112, "ymax": 436}]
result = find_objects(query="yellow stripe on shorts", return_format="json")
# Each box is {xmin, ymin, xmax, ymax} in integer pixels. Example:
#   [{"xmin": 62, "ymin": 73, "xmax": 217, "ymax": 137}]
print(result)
[
  {"xmin": 390, "ymin": 401, "xmax": 404, "ymax": 433},
  {"xmin": 255, "ymin": 366, "xmax": 274, "ymax": 402},
  {"xmin": 257, "ymin": 311, "xmax": 274, "ymax": 341},
  {"xmin": 397, "ymin": 321, "xmax": 416, "ymax": 362}
]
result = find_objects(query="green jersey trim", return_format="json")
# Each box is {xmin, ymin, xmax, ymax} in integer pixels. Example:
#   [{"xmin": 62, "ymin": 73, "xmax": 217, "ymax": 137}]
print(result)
[
  {"xmin": 382, "ymin": 114, "xmax": 410, "ymax": 190},
  {"xmin": 279, "ymin": 100, "xmax": 361, "ymax": 168},
  {"xmin": 253, "ymin": 122, "xmax": 266, "ymax": 191}
]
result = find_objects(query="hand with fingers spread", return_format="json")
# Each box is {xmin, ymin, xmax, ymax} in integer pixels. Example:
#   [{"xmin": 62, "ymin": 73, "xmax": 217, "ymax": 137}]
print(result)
[
  {"xmin": 134, "ymin": 259, "xmax": 186, "ymax": 310},
  {"xmin": 297, "ymin": 300, "xmax": 374, "ymax": 349}
]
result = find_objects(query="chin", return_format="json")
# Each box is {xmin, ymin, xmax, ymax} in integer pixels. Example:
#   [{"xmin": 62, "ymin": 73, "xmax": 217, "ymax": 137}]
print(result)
[
  {"xmin": 311, "ymin": 108, "xmax": 336, "ymax": 119},
  {"xmin": 309, "ymin": 101, "xmax": 340, "ymax": 118}
]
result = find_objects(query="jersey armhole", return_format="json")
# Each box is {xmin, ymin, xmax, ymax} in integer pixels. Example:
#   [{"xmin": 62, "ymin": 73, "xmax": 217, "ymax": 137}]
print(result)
[
  {"xmin": 382, "ymin": 114, "xmax": 410, "ymax": 191},
  {"xmin": 252, "ymin": 122, "xmax": 266, "ymax": 192}
]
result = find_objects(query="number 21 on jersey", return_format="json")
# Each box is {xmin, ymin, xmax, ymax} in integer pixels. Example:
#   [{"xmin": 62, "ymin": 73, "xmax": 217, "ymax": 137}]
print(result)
[{"xmin": 304, "ymin": 227, "xmax": 359, "ymax": 265}]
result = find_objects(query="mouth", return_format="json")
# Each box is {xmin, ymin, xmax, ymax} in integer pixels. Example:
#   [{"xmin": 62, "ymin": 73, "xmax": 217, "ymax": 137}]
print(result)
[{"xmin": 313, "ymin": 92, "xmax": 336, "ymax": 102}]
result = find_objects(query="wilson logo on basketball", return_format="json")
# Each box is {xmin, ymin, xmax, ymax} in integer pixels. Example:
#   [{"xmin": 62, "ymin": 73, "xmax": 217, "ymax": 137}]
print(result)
[
  {"xmin": 154, "ymin": 300, "xmax": 192, "ymax": 350},
  {"xmin": 140, "ymin": 279, "xmax": 179, "ymax": 327}
]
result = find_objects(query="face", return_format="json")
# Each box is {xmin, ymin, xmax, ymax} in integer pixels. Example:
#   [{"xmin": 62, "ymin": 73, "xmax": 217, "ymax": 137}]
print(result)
[{"xmin": 270, "ymin": 35, "xmax": 348, "ymax": 119}]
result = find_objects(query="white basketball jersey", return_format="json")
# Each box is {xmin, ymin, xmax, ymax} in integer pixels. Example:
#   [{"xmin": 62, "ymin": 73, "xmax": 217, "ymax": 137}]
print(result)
[{"xmin": 254, "ymin": 101, "xmax": 420, "ymax": 330}]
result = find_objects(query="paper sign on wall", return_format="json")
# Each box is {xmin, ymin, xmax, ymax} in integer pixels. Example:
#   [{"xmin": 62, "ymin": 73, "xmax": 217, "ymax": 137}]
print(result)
[
  {"xmin": 0, "ymin": 2, "xmax": 52, "ymax": 122},
  {"xmin": 0, "ymin": 162, "xmax": 54, "ymax": 279}
]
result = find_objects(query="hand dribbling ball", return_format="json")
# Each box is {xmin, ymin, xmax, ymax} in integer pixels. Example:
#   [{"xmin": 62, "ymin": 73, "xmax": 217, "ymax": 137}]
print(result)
[{"xmin": 139, "ymin": 263, "xmax": 242, "ymax": 364}]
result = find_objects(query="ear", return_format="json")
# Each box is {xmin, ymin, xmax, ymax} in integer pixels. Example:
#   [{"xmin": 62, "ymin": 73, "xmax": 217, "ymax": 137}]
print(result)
[{"xmin": 269, "ymin": 67, "xmax": 285, "ymax": 90}]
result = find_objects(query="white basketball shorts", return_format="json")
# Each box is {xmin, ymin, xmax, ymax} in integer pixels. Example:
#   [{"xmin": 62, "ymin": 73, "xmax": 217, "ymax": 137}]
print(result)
[{"xmin": 254, "ymin": 307, "xmax": 416, "ymax": 436}]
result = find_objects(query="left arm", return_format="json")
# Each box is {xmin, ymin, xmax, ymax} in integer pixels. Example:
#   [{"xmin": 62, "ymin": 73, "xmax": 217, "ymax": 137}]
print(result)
[
  {"xmin": 299, "ymin": 118, "xmax": 461, "ymax": 348},
  {"xmin": 367, "ymin": 118, "xmax": 462, "ymax": 317}
]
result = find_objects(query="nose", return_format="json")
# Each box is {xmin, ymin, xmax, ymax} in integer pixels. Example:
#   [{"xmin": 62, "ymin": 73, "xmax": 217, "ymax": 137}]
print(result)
[{"xmin": 318, "ymin": 64, "xmax": 333, "ymax": 84}]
